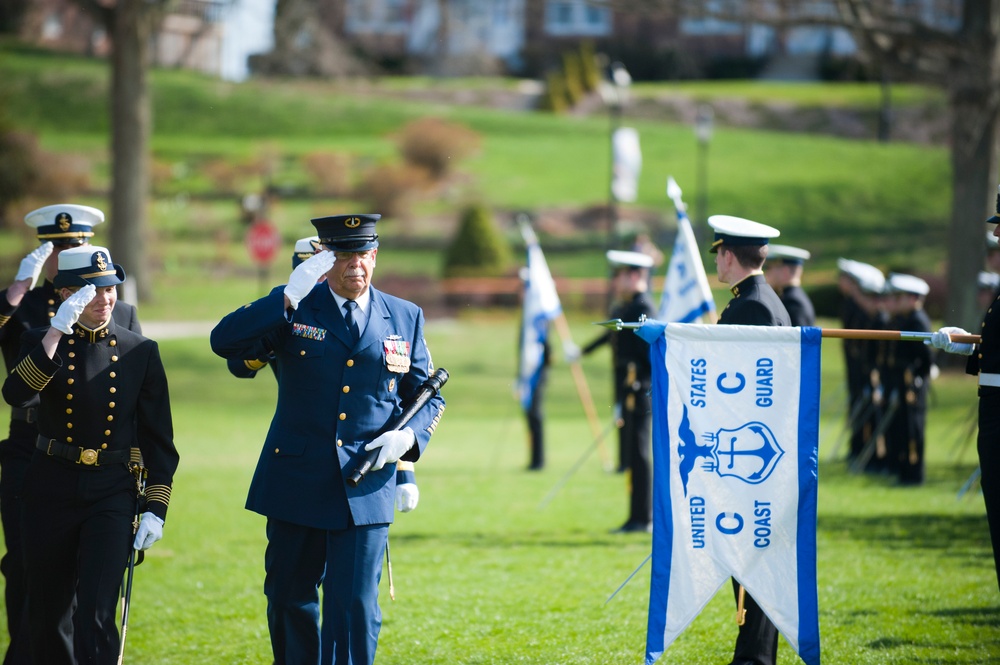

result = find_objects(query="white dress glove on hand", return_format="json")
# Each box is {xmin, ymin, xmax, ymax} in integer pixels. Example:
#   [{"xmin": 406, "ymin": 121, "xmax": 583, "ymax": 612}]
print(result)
[
  {"xmin": 563, "ymin": 341, "xmax": 581, "ymax": 363},
  {"xmin": 931, "ymin": 326, "xmax": 974, "ymax": 356},
  {"xmin": 395, "ymin": 483, "xmax": 420, "ymax": 512},
  {"xmin": 133, "ymin": 512, "xmax": 165, "ymax": 551},
  {"xmin": 15, "ymin": 242, "xmax": 53, "ymax": 290},
  {"xmin": 50, "ymin": 284, "xmax": 96, "ymax": 335},
  {"xmin": 284, "ymin": 251, "xmax": 335, "ymax": 309},
  {"xmin": 364, "ymin": 428, "xmax": 416, "ymax": 472}
]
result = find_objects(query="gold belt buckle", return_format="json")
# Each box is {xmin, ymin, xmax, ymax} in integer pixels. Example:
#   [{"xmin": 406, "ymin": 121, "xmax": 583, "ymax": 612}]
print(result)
[{"xmin": 79, "ymin": 448, "xmax": 99, "ymax": 466}]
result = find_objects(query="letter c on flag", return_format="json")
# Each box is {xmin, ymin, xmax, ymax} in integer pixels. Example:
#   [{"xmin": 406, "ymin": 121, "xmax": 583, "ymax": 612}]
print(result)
[
  {"xmin": 716, "ymin": 512, "xmax": 744, "ymax": 535},
  {"xmin": 717, "ymin": 372, "xmax": 746, "ymax": 394}
]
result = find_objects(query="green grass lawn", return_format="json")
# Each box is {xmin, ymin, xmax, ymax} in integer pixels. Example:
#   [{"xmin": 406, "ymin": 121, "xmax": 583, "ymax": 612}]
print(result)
[{"xmin": 0, "ymin": 313, "xmax": 993, "ymax": 664}]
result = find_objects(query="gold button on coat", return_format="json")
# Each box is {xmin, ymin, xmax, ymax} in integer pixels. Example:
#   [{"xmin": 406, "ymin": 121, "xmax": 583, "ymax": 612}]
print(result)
[
  {"xmin": 342, "ymin": 386, "xmax": 350, "ymax": 393},
  {"xmin": 339, "ymin": 413, "xmax": 346, "ymax": 421},
  {"xmin": 346, "ymin": 359, "xmax": 354, "ymax": 367}
]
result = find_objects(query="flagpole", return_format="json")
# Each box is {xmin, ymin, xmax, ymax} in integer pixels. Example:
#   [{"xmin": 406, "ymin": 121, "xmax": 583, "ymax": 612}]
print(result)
[
  {"xmin": 552, "ymin": 313, "xmax": 613, "ymax": 471},
  {"xmin": 597, "ymin": 319, "xmax": 982, "ymax": 345}
]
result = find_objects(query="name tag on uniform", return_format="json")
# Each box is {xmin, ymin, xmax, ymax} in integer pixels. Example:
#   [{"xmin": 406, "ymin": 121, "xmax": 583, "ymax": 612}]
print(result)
[
  {"xmin": 292, "ymin": 323, "xmax": 327, "ymax": 341},
  {"xmin": 384, "ymin": 338, "xmax": 411, "ymax": 373}
]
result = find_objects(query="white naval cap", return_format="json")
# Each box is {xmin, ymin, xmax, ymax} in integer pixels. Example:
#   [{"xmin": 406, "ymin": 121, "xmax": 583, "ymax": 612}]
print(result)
[
  {"xmin": 291, "ymin": 236, "xmax": 321, "ymax": 268},
  {"xmin": 53, "ymin": 244, "xmax": 126, "ymax": 289},
  {"xmin": 887, "ymin": 272, "xmax": 929, "ymax": 297},
  {"xmin": 978, "ymin": 271, "xmax": 1000, "ymax": 291},
  {"xmin": 707, "ymin": 215, "xmax": 780, "ymax": 253},
  {"xmin": 606, "ymin": 249, "xmax": 655, "ymax": 270},
  {"xmin": 766, "ymin": 244, "xmax": 811, "ymax": 264},
  {"xmin": 837, "ymin": 258, "xmax": 886, "ymax": 294},
  {"xmin": 24, "ymin": 203, "xmax": 104, "ymax": 245}
]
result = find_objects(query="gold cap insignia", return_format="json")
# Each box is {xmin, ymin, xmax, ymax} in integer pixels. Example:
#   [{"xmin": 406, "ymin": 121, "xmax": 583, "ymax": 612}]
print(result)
[
  {"xmin": 57, "ymin": 212, "xmax": 72, "ymax": 232},
  {"xmin": 345, "ymin": 217, "xmax": 361, "ymax": 229},
  {"xmin": 95, "ymin": 252, "xmax": 108, "ymax": 271}
]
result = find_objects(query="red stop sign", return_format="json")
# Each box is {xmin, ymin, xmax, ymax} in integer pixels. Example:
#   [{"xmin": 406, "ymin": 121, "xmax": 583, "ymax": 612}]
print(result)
[{"xmin": 246, "ymin": 220, "xmax": 280, "ymax": 265}]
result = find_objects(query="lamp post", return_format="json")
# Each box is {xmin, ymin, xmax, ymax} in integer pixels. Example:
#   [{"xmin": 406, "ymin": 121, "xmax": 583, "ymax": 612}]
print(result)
[
  {"xmin": 599, "ymin": 61, "xmax": 632, "ymax": 307},
  {"xmin": 694, "ymin": 104, "xmax": 714, "ymax": 242}
]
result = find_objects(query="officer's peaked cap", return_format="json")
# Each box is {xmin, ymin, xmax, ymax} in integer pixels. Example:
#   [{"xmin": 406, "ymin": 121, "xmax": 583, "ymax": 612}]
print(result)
[
  {"xmin": 887, "ymin": 272, "xmax": 929, "ymax": 297},
  {"xmin": 311, "ymin": 214, "xmax": 380, "ymax": 252},
  {"xmin": 978, "ymin": 271, "xmax": 1000, "ymax": 291},
  {"xmin": 53, "ymin": 245, "xmax": 126, "ymax": 289},
  {"xmin": 767, "ymin": 244, "xmax": 811, "ymax": 264},
  {"xmin": 292, "ymin": 236, "xmax": 321, "ymax": 269},
  {"xmin": 837, "ymin": 258, "xmax": 885, "ymax": 294},
  {"xmin": 606, "ymin": 250, "xmax": 655, "ymax": 270},
  {"xmin": 708, "ymin": 215, "xmax": 779, "ymax": 253},
  {"xmin": 24, "ymin": 204, "xmax": 104, "ymax": 245}
]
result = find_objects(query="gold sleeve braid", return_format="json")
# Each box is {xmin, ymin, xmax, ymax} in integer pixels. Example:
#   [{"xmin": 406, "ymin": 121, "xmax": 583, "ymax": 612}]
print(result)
[
  {"xmin": 13, "ymin": 355, "xmax": 53, "ymax": 392},
  {"xmin": 244, "ymin": 358, "xmax": 268, "ymax": 371},
  {"xmin": 397, "ymin": 460, "xmax": 414, "ymax": 472},
  {"xmin": 425, "ymin": 404, "xmax": 445, "ymax": 435},
  {"xmin": 0, "ymin": 313, "xmax": 10, "ymax": 328},
  {"xmin": 145, "ymin": 484, "xmax": 172, "ymax": 509}
]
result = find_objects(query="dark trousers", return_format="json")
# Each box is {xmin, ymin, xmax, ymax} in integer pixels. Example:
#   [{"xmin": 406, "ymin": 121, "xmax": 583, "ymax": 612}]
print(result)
[
  {"xmin": 622, "ymin": 389, "xmax": 652, "ymax": 525},
  {"xmin": 526, "ymin": 369, "xmax": 547, "ymax": 469},
  {"xmin": 979, "ymin": 393, "xmax": 1000, "ymax": 593},
  {"xmin": 730, "ymin": 579, "xmax": 779, "ymax": 665},
  {"xmin": 0, "ymin": 441, "xmax": 31, "ymax": 665},
  {"xmin": 21, "ymin": 456, "xmax": 134, "ymax": 665},
  {"xmin": 265, "ymin": 518, "xmax": 388, "ymax": 665}
]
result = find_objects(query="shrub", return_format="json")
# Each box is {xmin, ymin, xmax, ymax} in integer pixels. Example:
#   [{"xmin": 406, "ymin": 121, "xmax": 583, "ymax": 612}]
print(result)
[
  {"xmin": 562, "ymin": 51, "xmax": 585, "ymax": 106},
  {"xmin": 302, "ymin": 150, "xmax": 353, "ymax": 197},
  {"xmin": 395, "ymin": 117, "xmax": 481, "ymax": 182},
  {"xmin": 354, "ymin": 162, "xmax": 427, "ymax": 219},
  {"xmin": 578, "ymin": 41, "xmax": 601, "ymax": 92},
  {"xmin": 540, "ymin": 71, "xmax": 569, "ymax": 113},
  {"xmin": 442, "ymin": 203, "xmax": 512, "ymax": 278},
  {"xmin": 0, "ymin": 129, "xmax": 40, "ymax": 227}
]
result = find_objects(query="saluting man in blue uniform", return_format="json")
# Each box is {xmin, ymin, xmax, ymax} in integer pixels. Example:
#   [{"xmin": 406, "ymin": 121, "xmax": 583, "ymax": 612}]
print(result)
[{"xmin": 211, "ymin": 214, "xmax": 444, "ymax": 665}]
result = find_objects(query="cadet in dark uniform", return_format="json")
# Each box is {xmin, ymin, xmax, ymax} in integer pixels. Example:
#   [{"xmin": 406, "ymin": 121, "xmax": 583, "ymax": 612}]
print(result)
[
  {"xmin": 709, "ymin": 215, "xmax": 790, "ymax": 665},
  {"xmin": 764, "ymin": 244, "xmax": 815, "ymax": 327},
  {"xmin": 226, "ymin": 236, "xmax": 421, "ymax": 513},
  {"xmin": 0, "ymin": 204, "xmax": 141, "ymax": 664},
  {"xmin": 580, "ymin": 250, "xmax": 656, "ymax": 533},
  {"xmin": 931, "ymin": 190, "xmax": 1000, "ymax": 592},
  {"xmin": 211, "ymin": 214, "xmax": 445, "ymax": 665},
  {"xmin": 883, "ymin": 274, "xmax": 932, "ymax": 485},
  {"xmin": 1, "ymin": 245, "xmax": 177, "ymax": 665}
]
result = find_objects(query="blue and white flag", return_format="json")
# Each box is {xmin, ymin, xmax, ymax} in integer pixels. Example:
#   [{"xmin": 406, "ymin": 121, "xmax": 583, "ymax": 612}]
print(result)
[
  {"xmin": 516, "ymin": 221, "xmax": 562, "ymax": 411},
  {"xmin": 657, "ymin": 178, "xmax": 715, "ymax": 322},
  {"xmin": 637, "ymin": 322, "xmax": 821, "ymax": 665}
]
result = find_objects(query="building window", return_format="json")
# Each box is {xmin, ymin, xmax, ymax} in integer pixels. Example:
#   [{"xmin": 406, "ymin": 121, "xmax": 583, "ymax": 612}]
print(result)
[
  {"xmin": 544, "ymin": 0, "xmax": 610, "ymax": 37},
  {"xmin": 346, "ymin": 0, "xmax": 408, "ymax": 34}
]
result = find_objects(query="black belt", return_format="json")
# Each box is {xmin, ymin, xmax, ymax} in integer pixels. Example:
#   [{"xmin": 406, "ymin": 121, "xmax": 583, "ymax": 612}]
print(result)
[
  {"xmin": 36, "ymin": 436, "xmax": 129, "ymax": 467},
  {"xmin": 11, "ymin": 407, "xmax": 37, "ymax": 424}
]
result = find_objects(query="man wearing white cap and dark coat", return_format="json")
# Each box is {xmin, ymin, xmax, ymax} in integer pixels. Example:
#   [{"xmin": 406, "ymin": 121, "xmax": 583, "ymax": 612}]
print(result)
[
  {"xmin": 2, "ymin": 245, "xmax": 177, "ymax": 665},
  {"xmin": 931, "ymin": 187, "xmax": 1000, "ymax": 593},
  {"xmin": 0, "ymin": 204, "xmax": 141, "ymax": 664},
  {"xmin": 579, "ymin": 249, "xmax": 656, "ymax": 533},
  {"xmin": 708, "ymin": 214, "xmax": 790, "ymax": 665},
  {"xmin": 211, "ymin": 213, "xmax": 445, "ymax": 665},
  {"xmin": 765, "ymin": 244, "xmax": 815, "ymax": 327}
]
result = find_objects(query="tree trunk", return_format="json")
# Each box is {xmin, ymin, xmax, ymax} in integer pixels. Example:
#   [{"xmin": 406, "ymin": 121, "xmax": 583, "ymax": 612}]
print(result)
[
  {"xmin": 109, "ymin": 0, "xmax": 152, "ymax": 303},
  {"xmin": 945, "ymin": 93, "xmax": 999, "ymax": 331}
]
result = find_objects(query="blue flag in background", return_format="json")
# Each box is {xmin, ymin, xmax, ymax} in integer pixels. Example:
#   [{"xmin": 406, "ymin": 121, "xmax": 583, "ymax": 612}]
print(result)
[
  {"xmin": 516, "ymin": 221, "xmax": 562, "ymax": 411},
  {"xmin": 637, "ymin": 322, "xmax": 821, "ymax": 665},
  {"xmin": 657, "ymin": 177, "xmax": 716, "ymax": 323}
]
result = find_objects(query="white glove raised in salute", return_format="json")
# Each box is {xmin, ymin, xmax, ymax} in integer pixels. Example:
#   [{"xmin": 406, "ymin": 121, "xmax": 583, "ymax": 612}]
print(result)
[
  {"xmin": 15, "ymin": 242, "xmax": 53, "ymax": 291},
  {"xmin": 364, "ymin": 428, "xmax": 415, "ymax": 472},
  {"xmin": 563, "ymin": 340, "xmax": 581, "ymax": 364},
  {"xmin": 284, "ymin": 250, "xmax": 335, "ymax": 309},
  {"xmin": 50, "ymin": 284, "xmax": 96, "ymax": 335},
  {"xmin": 930, "ymin": 326, "xmax": 974, "ymax": 356},
  {"xmin": 395, "ymin": 482, "xmax": 419, "ymax": 512},
  {"xmin": 133, "ymin": 512, "xmax": 164, "ymax": 551}
]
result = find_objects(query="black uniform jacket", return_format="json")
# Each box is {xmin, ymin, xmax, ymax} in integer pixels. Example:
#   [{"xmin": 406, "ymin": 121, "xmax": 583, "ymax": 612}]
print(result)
[
  {"xmin": 780, "ymin": 285, "xmax": 816, "ymax": 327},
  {"xmin": 583, "ymin": 291, "xmax": 657, "ymax": 394},
  {"xmin": 718, "ymin": 274, "xmax": 791, "ymax": 327},
  {"xmin": 1, "ymin": 318, "xmax": 178, "ymax": 520},
  {"xmin": 968, "ymin": 288, "xmax": 1000, "ymax": 397}
]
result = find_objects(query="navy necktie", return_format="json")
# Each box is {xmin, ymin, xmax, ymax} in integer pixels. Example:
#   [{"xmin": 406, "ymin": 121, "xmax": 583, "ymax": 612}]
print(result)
[{"xmin": 344, "ymin": 300, "xmax": 360, "ymax": 343}]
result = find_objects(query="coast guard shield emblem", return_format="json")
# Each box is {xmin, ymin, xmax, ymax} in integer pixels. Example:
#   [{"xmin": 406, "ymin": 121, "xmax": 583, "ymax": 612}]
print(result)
[{"xmin": 710, "ymin": 422, "xmax": 784, "ymax": 484}]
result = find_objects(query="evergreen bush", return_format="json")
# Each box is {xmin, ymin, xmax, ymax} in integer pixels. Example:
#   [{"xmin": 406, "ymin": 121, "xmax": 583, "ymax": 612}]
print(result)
[{"xmin": 442, "ymin": 203, "xmax": 512, "ymax": 278}]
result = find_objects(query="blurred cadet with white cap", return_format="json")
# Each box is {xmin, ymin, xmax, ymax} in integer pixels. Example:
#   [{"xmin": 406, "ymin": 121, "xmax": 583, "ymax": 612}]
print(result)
[
  {"xmin": 765, "ymin": 244, "xmax": 815, "ymax": 327},
  {"xmin": 930, "ymin": 186, "xmax": 1000, "ymax": 594},
  {"xmin": 2, "ymin": 244, "xmax": 178, "ymax": 664},
  {"xmin": 579, "ymin": 249, "xmax": 656, "ymax": 533},
  {"xmin": 708, "ymin": 213, "xmax": 790, "ymax": 665},
  {"xmin": 0, "ymin": 203, "xmax": 142, "ymax": 663},
  {"xmin": 883, "ymin": 273, "xmax": 933, "ymax": 485}
]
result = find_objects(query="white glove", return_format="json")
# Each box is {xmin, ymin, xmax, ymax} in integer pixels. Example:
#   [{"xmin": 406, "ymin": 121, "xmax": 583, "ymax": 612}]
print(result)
[
  {"xmin": 395, "ymin": 482, "xmax": 420, "ymax": 512},
  {"xmin": 15, "ymin": 242, "xmax": 53, "ymax": 290},
  {"xmin": 284, "ymin": 251, "xmax": 335, "ymax": 309},
  {"xmin": 50, "ymin": 284, "xmax": 96, "ymax": 334},
  {"xmin": 930, "ymin": 326, "xmax": 974, "ymax": 356},
  {"xmin": 133, "ymin": 512, "xmax": 164, "ymax": 551},
  {"xmin": 364, "ymin": 428, "xmax": 415, "ymax": 472},
  {"xmin": 563, "ymin": 341, "xmax": 581, "ymax": 363}
]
